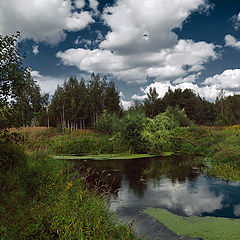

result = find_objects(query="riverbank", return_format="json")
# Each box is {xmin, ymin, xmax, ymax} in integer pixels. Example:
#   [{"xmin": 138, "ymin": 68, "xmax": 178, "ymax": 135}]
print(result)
[
  {"xmin": 199, "ymin": 125, "xmax": 240, "ymax": 181},
  {"xmin": 0, "ymin": 144, "xmax": 141, "ymax": 239},
  {"xmin": 13, "ymin": 126, "xmax": 240, "ymax": 182}
]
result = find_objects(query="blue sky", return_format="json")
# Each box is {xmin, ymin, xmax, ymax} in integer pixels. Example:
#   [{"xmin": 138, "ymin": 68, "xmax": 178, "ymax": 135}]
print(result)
[{"xmin": 1, "ymin": 0, "xmax": 240, "ymax": 109}]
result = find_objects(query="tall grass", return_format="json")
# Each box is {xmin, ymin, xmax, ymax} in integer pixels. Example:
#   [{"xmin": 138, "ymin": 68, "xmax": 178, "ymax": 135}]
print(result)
[
  {"xmin": 200, "ymin": 126, "xmax": 240, "ymax": 181},
  {"xmin": 13, "ymin": 127, "xmax": 129, "ymax": 154},
  {"xmin": 0, "ymin": 145, "xmax": 141, "ymax": 239}
]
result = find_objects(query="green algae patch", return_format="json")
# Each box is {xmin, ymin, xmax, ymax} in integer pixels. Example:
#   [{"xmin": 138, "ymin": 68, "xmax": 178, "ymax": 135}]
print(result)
[
  {"xmin": 144, "ymin": 208, "xmax": 240, "ymax": 240},
  {"xmin": 160, "ymin": 151, "xmax": 174, "ymax": 157},
  {"xmin": 51, "ymin": 154, "xmax": 159, "ymax": 160}
]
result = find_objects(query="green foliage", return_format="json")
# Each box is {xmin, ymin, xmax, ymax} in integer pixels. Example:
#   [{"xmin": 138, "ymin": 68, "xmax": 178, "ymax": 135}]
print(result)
[
  {"xmin": 165, "ymin": 105, "xmax": 193, "ymax": 127},
  {"xmin": 119, "ymin": 112, "xmax": 148, "ymax": 153},
  {"xmin": 0, "ymin": 32, "xmax": 30, "ymax": 130},
  {"xmin": 198, "ymin": 126, "xmax": 240, "ymax": 181},
  {"xmin": 144, "ymin": 86, "xmax": 161, "ymax": 118},
  {"xmin": 16, "ymin": 75, "xmax": 49, "ymax": 127},
  {"xmin": 95, "ymin": 110, "xmax": 121, "ymax": 134},
  {"xmin": 17, "ymin": 127, "xmax": 128, "ymax": 155},
  {"xmin": 143, "ymin": 87, "xmax": 216, "ymax": 125},
  {"xmin": 214, "ymin": 114, "xmax": 228, "ymax": 126},
  {"xmin": 141, "ymin": 113, "xmax": 177, "ymax": 153},
  {"xmin": 49, "ymin": 74, "xmax": 122, "ymax": 129},
  {"xmin": 0, "ymin": 142, "xmax": 25, "ymax": 172},
  {"xmin": 114, "ymin": 107, "xmax": 196, "ymax": 154}
]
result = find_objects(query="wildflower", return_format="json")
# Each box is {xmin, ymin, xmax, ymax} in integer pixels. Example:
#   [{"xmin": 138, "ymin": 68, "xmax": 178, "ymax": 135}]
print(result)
[{"xmin": 66, "ymin": 181, "xmax": 72, "ymax": 190}]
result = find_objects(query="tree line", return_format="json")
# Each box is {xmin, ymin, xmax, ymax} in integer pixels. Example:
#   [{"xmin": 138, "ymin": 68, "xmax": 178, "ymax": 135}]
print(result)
[
  {"xmin": 129, "ymin": 86, "xmax": 240, "ymax": 126},
  {"xmin": 48, "ymin": 74, "xmax": 121, "ymax": 130},
  {"xmin": 2, "ymin": 32, "xmax": 240, "ymax": 136}
]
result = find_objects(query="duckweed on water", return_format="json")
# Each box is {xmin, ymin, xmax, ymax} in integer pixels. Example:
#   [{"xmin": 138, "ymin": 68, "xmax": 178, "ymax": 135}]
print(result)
[
  {"xmin": 144, "ymin": 208, "xmax": 240, "ymax": 240},
  {"xmin": 51, "ymin": 153, "xmax": 160, "ymax": 160}
]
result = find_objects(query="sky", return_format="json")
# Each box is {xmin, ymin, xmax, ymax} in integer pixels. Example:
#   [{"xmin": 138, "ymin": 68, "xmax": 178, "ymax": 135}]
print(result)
[{"xmin": 1, "ymin": 0, "xmax": 240, "ymax": 109}]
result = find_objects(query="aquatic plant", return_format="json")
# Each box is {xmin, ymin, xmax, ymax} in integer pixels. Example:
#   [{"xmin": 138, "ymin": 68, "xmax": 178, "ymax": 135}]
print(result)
[{"xmin": 145, "ymin": 208, "xmax": 240, "ymax": 240}]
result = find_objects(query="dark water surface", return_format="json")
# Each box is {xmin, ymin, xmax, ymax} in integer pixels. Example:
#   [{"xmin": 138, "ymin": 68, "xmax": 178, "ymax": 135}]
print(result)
[{"xmin": 74, "ymin": 156, "xmax": 240, "ymax": 239}]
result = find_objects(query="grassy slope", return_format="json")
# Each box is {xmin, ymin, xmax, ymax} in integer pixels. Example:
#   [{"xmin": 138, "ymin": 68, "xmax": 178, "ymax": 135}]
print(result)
[
  {"xmin": 13, "ymin": 127, "xmax": 129, "ymax": 155},
  {"xmin": 199, "ymin": 126, "xmax": 240, "ymax": 181},
  {"xmin": 144, "ymin": 208, "xmax": 240, "ymax": 240},
  {"xmin": 1, "ymin": 146, "xmax": 141, "ymax": 239}
]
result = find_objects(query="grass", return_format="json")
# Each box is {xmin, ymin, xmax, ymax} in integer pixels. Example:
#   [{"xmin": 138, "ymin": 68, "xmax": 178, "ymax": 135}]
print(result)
[
  {"xmin": 198, "ymin": 126, "xmax": 240, "ymax": 181},
  {"xmin": 0, "ymin": 145, "xmax": 141, "ymax": 239},
  {"xmin": 14, "ymin": 127, "xmax": 129, "ymax": 155},
  {"xmin": 144, "ymin": 208, "xmax": 240, "ymax": 240}
]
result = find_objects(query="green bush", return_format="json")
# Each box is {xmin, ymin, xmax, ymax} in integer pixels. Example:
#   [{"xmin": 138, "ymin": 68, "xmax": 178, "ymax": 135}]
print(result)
[
  {"xmin": 118, "ymin": 112, "xmax": 148, "ymax": 153},
  {"xmin": 141, "ymin": 115, "xmax": 175, "ymax": 153},
  {"xmin": 165, "ymin": 105, "xmax": 193, "ymax": 127},
  {"xmin": 95, "ymin": 110, "xmax": 121, "ymax": 134}
]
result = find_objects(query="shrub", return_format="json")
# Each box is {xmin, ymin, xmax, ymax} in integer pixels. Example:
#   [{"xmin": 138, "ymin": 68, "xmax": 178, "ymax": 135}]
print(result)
[
  {"xmin": 142, "ymin": 115, "xmax": 175, "ymax": 153},
  {"xmin": 165, "ymin": 105, "xmax": 193, "ymax": 127},
  {"xmin": 95, "ymin": 110, "xmax": 121, "ymax": 134},
  {"xmin": 119, "ymin": 112, "xmax": 148, "ymax": 153}
]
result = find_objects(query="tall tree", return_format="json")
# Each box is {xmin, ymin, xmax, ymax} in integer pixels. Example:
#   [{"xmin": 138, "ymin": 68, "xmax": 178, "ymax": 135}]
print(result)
[
  {"xmin": 76, "ymin": 78, "xmax": 89, "ymax": 129},
  {"xmin": 15, "ymin": 75, "xmax": 49, "ymax": 126},
  {"xmin": 88, "ymin": 73, "xmax": 105, "ymax": 124},
  {"xmin": 144, "ymin": 87, "xmax": 161, "ymax": 118},
  {"xmin": 49, "ymin": 84, "xmax": 66, "ymax": 127},
  {"xmin": 104, "ymin": 81, "xmax": 121, "ymax": 115},
  {"xmin": 0, "ymin": 32, "xmax": 30, "ymax": 131}
]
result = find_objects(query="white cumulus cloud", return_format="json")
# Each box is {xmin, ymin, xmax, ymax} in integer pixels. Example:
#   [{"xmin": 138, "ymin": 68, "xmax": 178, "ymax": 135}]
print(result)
[
  {"xmin": 231, "ymin": 12, "xmax": 240, "ymax": 31},
  {"xmin": 204, "ymin": 69, "xmax": 240, "ymax": 90},
  {"xmin": 121, "ymin": 100, "xmax": 132, "ymax": 110},
  {"xmin": 32, "ymin": 45, "xmax": 39, "ymax": 55},
  {"xmin": 225, "ymin": 34, "xmax": 240, "ymax": 50},
  {"xmin": 57, "ymin": 0, "xmax": 218, "ymax": 84},
  {"xmin": 0, "ymin": 0, "xmax": 94, "ymax": 44},
  {"xmin": 56, "ymin": 39, "xmax": 217, "ymax": 84},
  {"xmin": 31, "ymin": 70, "xmax": 64, "ymax": 95},
  {"xmin": 57, "ymin": 39, "xmax": 217, "ymax": 83},
  {"xmin": 132, "ymin": 69, "xmax": 240, "ymax": 103},
  {"xmin": 89, "ymin": 0, "xmax": 99, "ymax": 13},
  {"xmin": 75, "ymin": 0, "xmax": 85, "ymax": 9},
  {"xmin": 100, "ymin": 0, "xmax": 210, "ymax": 54},
  {"xmin": 56, "ymin": 48, "xmax": 125, "ymax": 73}
]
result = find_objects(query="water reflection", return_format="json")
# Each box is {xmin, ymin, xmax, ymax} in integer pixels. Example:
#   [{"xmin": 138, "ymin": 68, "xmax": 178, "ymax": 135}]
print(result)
[
  {"xmin": 111, "ymin": 176, "xmax": 224, "ymax": 216},
  {"xmin": 74, "ymin": 156, "xmax": 240, "ymax": 218},
  {"xmin": 234, "ymin": 204, "xmax": 240, "ymax": 216}
]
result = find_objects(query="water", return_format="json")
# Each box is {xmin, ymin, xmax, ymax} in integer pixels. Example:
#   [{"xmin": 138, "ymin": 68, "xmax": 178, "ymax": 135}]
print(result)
[{"xmin": 74, "ymin": 155, "xmax": 240, "ymax": 239}]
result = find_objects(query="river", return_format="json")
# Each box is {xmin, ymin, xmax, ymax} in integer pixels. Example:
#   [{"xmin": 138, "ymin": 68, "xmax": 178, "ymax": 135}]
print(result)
[{"xmin": 74, "ymin": 155, "xmax": 240, "ymax": 239}]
